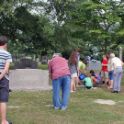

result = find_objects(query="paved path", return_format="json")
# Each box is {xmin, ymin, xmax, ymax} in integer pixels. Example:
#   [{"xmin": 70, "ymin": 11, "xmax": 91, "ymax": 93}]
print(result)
[{"xmin": 10, "ymin": 69, "xmax": 52, "ymax": 91}]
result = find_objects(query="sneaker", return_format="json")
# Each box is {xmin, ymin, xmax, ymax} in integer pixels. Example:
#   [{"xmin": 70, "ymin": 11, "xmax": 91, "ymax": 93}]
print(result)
[
  {"xmin": 61, "ymin": 107, "xmax": 67, "ymax": 111},
  {"xmin": 9, "ymin": 89, "xmax": 12, "ymax": 92},
  {"xmin": 54, "ymin": 107, "xmax": 60, "ymax": 110},
  {"xmin": 111, "ymin": 91, "xmax": 119, "ymax": 93}
]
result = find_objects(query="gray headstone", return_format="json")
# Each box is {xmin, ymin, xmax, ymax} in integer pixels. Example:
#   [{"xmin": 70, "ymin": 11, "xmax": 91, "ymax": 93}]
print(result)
[
  {"xmin": 9, "ymin": 69, "xmax": 51, "ymax": 90},
  {"xmin": 87, "ymin": 60, "xmax": 101, "ymax": 71}
]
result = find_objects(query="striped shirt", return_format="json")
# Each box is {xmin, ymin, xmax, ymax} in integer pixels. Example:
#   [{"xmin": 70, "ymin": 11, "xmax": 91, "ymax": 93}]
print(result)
[
  {"xmin": 0, "ymin": 48, "xmax": 12, "ymax": 79},
  {"xmin": 48, "ymin": 56, "xmax": 70, "ymax": 80}
]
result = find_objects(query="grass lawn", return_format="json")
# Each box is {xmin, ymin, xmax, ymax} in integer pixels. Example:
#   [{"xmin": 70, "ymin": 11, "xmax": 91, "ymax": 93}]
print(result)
[{"xmin": 8, "ymin": 81, "xmax": 124, "ymax": 124}]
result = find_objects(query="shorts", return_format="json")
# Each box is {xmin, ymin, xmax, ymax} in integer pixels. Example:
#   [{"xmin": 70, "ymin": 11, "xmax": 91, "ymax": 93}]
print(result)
[
  {"xmin": 71, "ymin": 73, "xmax": 78, "ymax": 78},
  {"xmin": 0, "ymin": 77, "xmax": 9, "ymax": 102},
  {"xmin": 86, "ymin": 86, "xmax": 92, "ymax": 89},
  {"xmin": 109, "ymin": 71, "xmax": 114, "ymax": 80},
  {"xmin": 101, "ymin": 71, "xmax": 108, "ymax": 79}
]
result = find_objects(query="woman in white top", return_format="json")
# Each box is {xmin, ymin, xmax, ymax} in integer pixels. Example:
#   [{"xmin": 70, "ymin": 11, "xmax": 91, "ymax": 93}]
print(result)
[{"xmin": 110, "ymin": 53, "xmax": 123, "ymax": 93}]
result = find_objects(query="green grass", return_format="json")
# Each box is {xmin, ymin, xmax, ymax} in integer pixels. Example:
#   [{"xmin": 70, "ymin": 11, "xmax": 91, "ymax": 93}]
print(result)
[
  {"xmin": 37, "ymin": 64, "xmax": 48, "ymax": 70},
  {"xmin": 7, "ymin": 81, "xmax": 124, "ymax": 124}
]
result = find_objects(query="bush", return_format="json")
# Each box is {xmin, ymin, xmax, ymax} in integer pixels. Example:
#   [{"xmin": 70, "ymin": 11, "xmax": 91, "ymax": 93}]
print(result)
[
  {"xmin": 10, "ymin": 63, "xmax": 15, "ymax": 69},
  {"xmin": 37, "ymin": 64, "xmax": 48, "ymax": 70},
  {"xmin": 14, "ymin": 58, "xmax": 38, "ymax": 69}
]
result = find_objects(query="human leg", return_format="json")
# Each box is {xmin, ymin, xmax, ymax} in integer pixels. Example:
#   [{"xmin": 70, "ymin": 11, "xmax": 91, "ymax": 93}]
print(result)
[
  {"xmin": 52, "ymin": 78, "xmax": 61, "ymax": 109},
  {"xmin": 113, "ymin": 68, "xmax": 123, "ymax": 92},
  {"xmin": 61, "ymin": 76, "xmax": 71, "ymax": 109},
  {"xmin": 116, "ymin": 68, "xmax": 123, "ymax": 92},
  {"xmin": 0, "ymin": 78, "xmax": 9, "ymax": 124},
  {"xmin": 91, "ymin": 76, "xmax": 97, "ymax": 87},
  {"xmin": 75, "ymin": 76, "xmax": 79, "ymax": 88},
  {"xmin": 71, "ymin": 77, "xmax": 78, "ymax": 92},
  {"xmin": 109, "ymin": 80, "xmax": 113, "ymax": 89},
  {"xmin": 0, "ymin": 95, "xmax": 9, "ymax": 124},
  {"xmin": 113, "ymin": 73, "xmax": 117, "ymax": 92},
  {"xmin": 101, "ymin": 71, "xmax": 105, "ymax": 84},
  {"xmin": 0, "ymin": 102, "xmax": 9, "ymax": 124},
  {"xmin": 108, "ymin": 71, "xmax": 114, "ymax": 89},
  {"xmin": 70, "ymin": 77, "xmax": 76, "ymax": 92},
  {"xmin": 104, "ymin": 72, "xmax": 109, "ymax": 87}
]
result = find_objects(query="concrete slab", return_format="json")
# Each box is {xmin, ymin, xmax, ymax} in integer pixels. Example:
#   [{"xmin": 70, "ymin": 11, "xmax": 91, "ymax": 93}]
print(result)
[
  {"xmin": 9, "ymin": 69, "xmax": 52, "ymax": 91},
  {"xmin": 94, "ymin": 99, "xmax": 116, "ymax": 105}
]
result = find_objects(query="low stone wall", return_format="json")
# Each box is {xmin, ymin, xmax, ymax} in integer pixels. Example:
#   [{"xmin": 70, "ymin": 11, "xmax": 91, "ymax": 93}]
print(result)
[{"xmin": 9, "ymin": 69, "xmax": 52, "ymax": 90}]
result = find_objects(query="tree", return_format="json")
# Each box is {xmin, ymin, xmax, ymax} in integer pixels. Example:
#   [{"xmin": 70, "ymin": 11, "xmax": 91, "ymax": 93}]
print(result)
[
  {"xmin": 63, "ymin": 0, "xmax": 124, "ymax": 56},
  {"xmin": 1, "ymin": 0, "xmax": 124, "ymax": 58},
  {"xmin": 0, "ymin": 0, "xmax": 55, "ymax": 56}
]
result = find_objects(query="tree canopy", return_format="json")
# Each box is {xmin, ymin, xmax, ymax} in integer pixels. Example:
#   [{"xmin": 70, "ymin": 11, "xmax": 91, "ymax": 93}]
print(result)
[{"xmin": 0, "ymin": 0, "xmax": 124, "ymax": 58}]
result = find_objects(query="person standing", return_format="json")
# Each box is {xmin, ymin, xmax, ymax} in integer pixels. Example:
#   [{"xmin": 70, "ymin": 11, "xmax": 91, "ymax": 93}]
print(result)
[
  {"xmin": 68, "ymin": 50, "xmax": 79, "ymax": 92},
  {"xmin": 101, "ymin": 55, "xmax": 109, "ymax": 86},
  {"xmin": 110, "ymin": 53, "xmax": 123, "ymax": 93},
  {"xmin": 48, "ymin": 53, "xmax": 71, "ymax": 110},
  {"xmin": 0, "ymin": 36, "xmax": 12, "ymax": 124},
  {"xmin": 75, "ymin": 48, "xmax": 80, "ymax": 62}
]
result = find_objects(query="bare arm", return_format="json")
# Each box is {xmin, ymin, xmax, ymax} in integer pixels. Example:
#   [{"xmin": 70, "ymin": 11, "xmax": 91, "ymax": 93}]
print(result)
[{"xmin": 0, "ymin": 61, "xmax": 10, "ymax": 80}]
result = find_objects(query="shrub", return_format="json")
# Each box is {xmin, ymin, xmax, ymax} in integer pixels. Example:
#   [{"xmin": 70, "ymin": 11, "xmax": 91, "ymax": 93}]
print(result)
[
  {"xmin": 10, "ymin": 63, "xmax": 15, "ymax": 69},
  {"xmin": 37, "ymin": 64, "xmax": 48, "ymax": 70}
]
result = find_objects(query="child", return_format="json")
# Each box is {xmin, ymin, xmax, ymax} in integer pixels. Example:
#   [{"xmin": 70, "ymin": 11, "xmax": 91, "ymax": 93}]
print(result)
[
  {"xmin": 90, "ymin": 70, "xmax": 101, "ymax": 86},
  {"xmin": 83, "ymin": 74, "xmax": 93, "ymax": 89},
  {"xmin": 0, "ymin": 36, "xmax": 12, "ymax": 124},
  {"xmin": 79, "ymin": 73, "xmax": 93, "ymax": 89}
]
